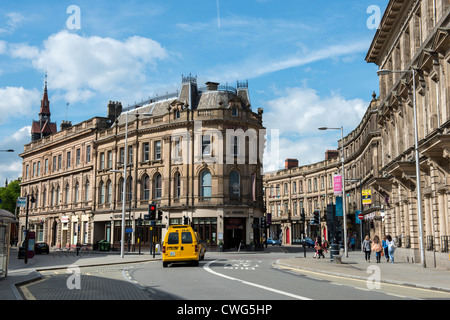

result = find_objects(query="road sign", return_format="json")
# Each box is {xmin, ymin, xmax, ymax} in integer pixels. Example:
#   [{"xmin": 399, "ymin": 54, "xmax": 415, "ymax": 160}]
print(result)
[
  {"xmin": 17, "ymin": 197, "xmax": 27, "ymax": 208},
  {"xmin": 358, "ymin": 213, "xmax": 364, "ymax": 220},
  {"xmin": 125, "ymin": 228, "xmax": 133, "ymax": 234},
  {"xmin": 362, "ymin": 189, "xmax": 372, "ymax": 204}
]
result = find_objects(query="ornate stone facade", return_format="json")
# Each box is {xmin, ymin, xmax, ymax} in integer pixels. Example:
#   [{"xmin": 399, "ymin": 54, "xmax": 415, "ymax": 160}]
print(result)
[
  {"xmin": 366, "ymin": 0, "xmax": 450, "ymax": 267},
  {"xmin": 19, "ymin": 76, "xmax": 265, "ymax": 251}
]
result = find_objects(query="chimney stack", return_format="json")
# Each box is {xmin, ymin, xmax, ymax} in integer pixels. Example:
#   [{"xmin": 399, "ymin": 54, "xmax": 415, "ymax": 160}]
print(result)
[
  {"xmin": 285, "ymin": 158, "xmax": 298, "ymax": 170},
  {"xmin": 325, "ymin": 150, "xmax": 339, "ymax": 160}
]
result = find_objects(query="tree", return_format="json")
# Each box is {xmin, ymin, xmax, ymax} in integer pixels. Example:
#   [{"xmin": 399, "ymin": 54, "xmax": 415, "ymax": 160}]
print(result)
[{"xmin": 0, "ymin": 180, "xmax": 21, "ymax": 213}]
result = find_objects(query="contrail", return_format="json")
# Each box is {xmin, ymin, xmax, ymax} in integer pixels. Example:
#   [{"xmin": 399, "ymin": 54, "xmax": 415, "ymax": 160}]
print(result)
[{"xmin": 216, "ymin": 0, "xmax": 220, "ymax": 29}]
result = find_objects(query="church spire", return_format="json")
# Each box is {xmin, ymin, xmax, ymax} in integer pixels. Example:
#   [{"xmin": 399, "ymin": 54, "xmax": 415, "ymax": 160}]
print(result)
[{"xmin": 40, "ymin": 72, "xmax": 50, "ymax": 115}]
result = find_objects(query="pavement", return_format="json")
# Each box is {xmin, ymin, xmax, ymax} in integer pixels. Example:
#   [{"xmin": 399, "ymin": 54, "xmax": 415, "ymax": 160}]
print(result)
[
  {"xmin": 1, "ymin": 245, "xmax": 449, "ymax": 300},
  {"xmin": 275, "ymin": 247, "xmax": 450, "ymax": 294},
  {"xmin": 0, "ymin": 246, "xmax": 159, "ymax": 300}
]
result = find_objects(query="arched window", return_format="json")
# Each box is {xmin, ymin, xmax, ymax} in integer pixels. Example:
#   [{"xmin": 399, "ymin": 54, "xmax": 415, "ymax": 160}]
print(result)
[
  {"xmin": 154, "ymin": 174, "xmax": 162, "ymax": 199},
  {"xmin": 119, "ymin": 178, "xmax": 124, "ymax": 202},
  {"xmin": 74, "ymin": 182, "xmax": 79, "ymax": 203},
  {"xmin": 106, "ymin": 180, "xmax": 112, "ymax": 204},
  {"xmin": 65, "ymin": 183, "xmax": 70, "ymax": 204},
  {"xmin": 99, "ymin": 181, "xmax": 105, "ymax": 204},
  {"xmin": 85, "ymin": 180, "xmax": 90, "ymax": 202},
  {"xmin": 126, "ymin": 176, "xmax": 132, "ymax": 202},
  {"xmin": 174, "ymin": 172, "xmax": 181, "ymax": 198},
  {"xmin": 229, "ymin": 170, "xmax": 240, "ymax": 198},
  {"xmin": 42, "ymin": 188, "xmax": 47, "ymax": 207},
  {"xmin": 51, "ymin": 187, "xmax": 55, "ymax": 206},
  {"xmin": 56, "ymin": 186, "xmax": 60, "ymax": 205},
  {"xmin": 143, "ymin": 175, "xmax": 150, "ymax": 200},
  {"xmin": 200, "ymin": 170, "xmax": 212, "ymax": 198}
]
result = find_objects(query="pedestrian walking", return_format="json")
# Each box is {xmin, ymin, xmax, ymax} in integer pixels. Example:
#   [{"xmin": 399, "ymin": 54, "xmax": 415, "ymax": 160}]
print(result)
[
  {"xmin": 350, "ymin": 236, "xmax": 356, "ymax": 251},
  {"xmin": 382, "ymin": 235, "xmax": 389, "ymax": 262},
  {"xmin": 386, "ymin": 235, "xmax": 396, "ymax": 263},
  {"xmin": 314, "ymin": 237, "xmax": 325, "ymax": 259},
  {"xmin": 363, "ymin": 235, "xmax": 372, "ymax": 262},
  {"xmin": 371, "ymin": 235, "xmax": 383, "ymax": 263}
]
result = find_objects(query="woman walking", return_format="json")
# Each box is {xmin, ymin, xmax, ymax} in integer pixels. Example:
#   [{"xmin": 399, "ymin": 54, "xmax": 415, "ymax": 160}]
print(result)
[
  {"xmin": 386, "ymin": 235, "xmax": 396, "ymax": 263},
  {"xmin": 371, "ymin": 235, "xmax": 383, "ymax": 263},
  {"xmin": 382, "ymin": 236, "xmax": 389, "ymax": 262},
  {"xmin": 362, "ymin": 235, "xmax": 372, "ymax": 262},
  {"xmin": 314, "ymin": 237, "xmax": 325, "ymax": 259}
]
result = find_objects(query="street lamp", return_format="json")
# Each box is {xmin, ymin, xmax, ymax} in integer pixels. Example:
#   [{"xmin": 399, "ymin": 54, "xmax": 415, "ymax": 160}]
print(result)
[
  {"xmin": 377, "ymin": 67, "xmax": 426, "ymax": 268},
  {"xmin": 111, "ymin": 111, "xmax": 152, "ymax": 258},
  {"xmin": 24, "ymin": 194, "xmax": 36, "ymax": 264},
  {"xmin": 319, "ymin": 126, "xmax": 348, "ymax": 258}
]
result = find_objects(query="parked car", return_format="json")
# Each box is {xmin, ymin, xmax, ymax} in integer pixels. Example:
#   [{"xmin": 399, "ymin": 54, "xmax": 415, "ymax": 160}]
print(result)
[
  {"xmin": 302, "ymin": 237, "xmax": 315, "ymax": 248},
  {"xmin": 34, "ymin": 242, "xmax": 50, "ymax": 254},
  {"xmin": 267, "ymin": 237, "xmax": 282, "ymax": 246}
]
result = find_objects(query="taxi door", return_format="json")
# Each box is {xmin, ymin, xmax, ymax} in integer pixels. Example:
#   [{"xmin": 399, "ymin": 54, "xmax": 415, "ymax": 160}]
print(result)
[
  {"xmin": 180, "ymin": 229, "xmax": 196, "ymax": 259},
  {"xmin": 166, "ymin": 230, "xmax": 181, "ymax": 258}
]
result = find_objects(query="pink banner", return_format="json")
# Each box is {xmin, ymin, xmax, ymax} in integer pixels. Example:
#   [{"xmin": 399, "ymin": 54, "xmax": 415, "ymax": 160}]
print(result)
[{"xmin": 333, "ymin": 174, "xmax": 342, "ymax": 195}]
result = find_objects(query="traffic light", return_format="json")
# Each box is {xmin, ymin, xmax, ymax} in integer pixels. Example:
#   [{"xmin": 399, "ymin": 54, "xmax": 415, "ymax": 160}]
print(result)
[
  {"xmin": 149, "ymin": 203, "xmax": 156, "ymax": 220},
  {"xmin": 157, "ymin": 210, "xmax": 163, "ymax": 221},
  {"xmin": 313, "ymin": 210, "xmax": 320, "ymax": 224},
  {"xmin": 300, "ymin": 208, "xmax": 306, "ymax": 223},
  {"xmin": 267, "ymin": 213, "xmax": 272, "ymax": 225},
  {"xmin": 260, "ymin": 217, "xmax": 266, "ymax": 229}
]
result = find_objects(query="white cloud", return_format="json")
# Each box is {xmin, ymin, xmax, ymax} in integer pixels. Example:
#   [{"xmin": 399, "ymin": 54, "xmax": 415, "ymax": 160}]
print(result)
[
  {"xmin": 30, "ymin": 30, "xmax": 169, "ymax": 103},
  {"xmin": 264, "ymin": 86, "xmax": 367, "ymax": 135},
  {"xmin": 206, "ymin": 40, "xmax": 370, "ymax": 81},
  {"xmin": 8, "ymin": 43, "xmax": 40, "ymax": 60},
  {"xmin": 0, "ymin": 87, "xmax": 40, "ymax": 124},
  {"xmin": 0, "ymin": 12, "xmax": 26, "ymax": 34},
  {"xmin": 0, "ymin": 126, "xmax": 32, "ymax": 183},
  {"xmin": 261, "ymin": 86, "xmax": 368, "ymax": 172}
]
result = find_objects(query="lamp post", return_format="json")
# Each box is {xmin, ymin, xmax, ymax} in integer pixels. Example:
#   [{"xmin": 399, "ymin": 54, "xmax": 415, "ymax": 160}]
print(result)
[
  {"xmin": 319, "ymin": 126, "xmax": 348, "ymax": 258},
  {"xmin": 347, "ymin": 178, "xmax": 363, "ymax": 251},
  {"xmin": 24, "ymin": 195, "xmax": 36, "ymax": 264},
  {"xmin": 111, "ymin": 111, "xmax": 152, "ymax": 258},
  {"xmin": 377, "ymin": 68, "xmax": 426, "ymax": 268}
]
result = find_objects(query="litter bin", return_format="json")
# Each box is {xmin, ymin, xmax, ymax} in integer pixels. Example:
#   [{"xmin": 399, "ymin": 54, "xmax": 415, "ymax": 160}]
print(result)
[
  {"xmin": 329, "ymin": 243, "xmax": 340, "ymax": 261},
  {"xmin": 98, "ymin": 240, "xmax": 111, "ymax": 252}
]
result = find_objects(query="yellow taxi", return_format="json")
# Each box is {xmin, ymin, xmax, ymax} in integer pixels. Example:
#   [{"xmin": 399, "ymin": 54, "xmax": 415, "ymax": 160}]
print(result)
[{"xmin": 162, "ymin": 225, "xmax": 203, "ymax": 267}]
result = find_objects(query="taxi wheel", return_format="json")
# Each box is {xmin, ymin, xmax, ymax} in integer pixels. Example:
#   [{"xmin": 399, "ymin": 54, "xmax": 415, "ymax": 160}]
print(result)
[
  {"xmin": 192, "ymin": 260, "xmax": 199, "ymax": 267},
  {"xmin": 163, "ymin": 262, "xmax": 168, "ymax": 268}
]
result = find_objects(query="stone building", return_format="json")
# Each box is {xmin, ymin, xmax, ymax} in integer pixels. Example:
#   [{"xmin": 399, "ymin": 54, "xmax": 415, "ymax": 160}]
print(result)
[
  {"xmin": 366, "ymin": 0, "xmax": 449, "ymax": 267},
  {"xmin": 19, "ymin": 76, "xmax": 265, "ymax": 251},
  {"xmin": 263, "ymin": 95, "xmax": 384, "ymax": 247},
  {"xmin": 264, "ymin": 1, "xmax": 449, "ymax": 268}
]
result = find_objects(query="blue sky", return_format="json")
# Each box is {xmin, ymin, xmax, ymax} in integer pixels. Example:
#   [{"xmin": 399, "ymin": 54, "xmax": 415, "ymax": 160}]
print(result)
[{"xmin": 0, "ymin": 0, "xmax": 388, "ymax": 184}]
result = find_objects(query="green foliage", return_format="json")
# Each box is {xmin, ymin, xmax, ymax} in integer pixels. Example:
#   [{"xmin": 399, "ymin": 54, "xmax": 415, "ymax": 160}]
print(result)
[{"xmin": 0, "ymin": 180, "xmax": 21, "ymax": 213}]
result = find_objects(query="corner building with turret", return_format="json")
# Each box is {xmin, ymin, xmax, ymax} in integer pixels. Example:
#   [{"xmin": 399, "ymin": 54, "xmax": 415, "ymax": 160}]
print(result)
[{"xmin": 19, "ymin": 76, "xmax": 266, "ymax": 251}]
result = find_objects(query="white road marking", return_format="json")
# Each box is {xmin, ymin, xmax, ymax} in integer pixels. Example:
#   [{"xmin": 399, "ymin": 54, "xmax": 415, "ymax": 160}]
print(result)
[{"xmin": 203, "ymin": 260, "xmax": 312, "ymax": 300}]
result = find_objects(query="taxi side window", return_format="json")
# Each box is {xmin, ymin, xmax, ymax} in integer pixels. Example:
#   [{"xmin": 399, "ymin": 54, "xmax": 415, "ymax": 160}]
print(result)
[
  {"xmin": 168, "ymin": 232, "xmax": 179, "ymax": 244},
  {"xmin": 181, "ymin": 232, "xmax": 193, "ymax": 244}
]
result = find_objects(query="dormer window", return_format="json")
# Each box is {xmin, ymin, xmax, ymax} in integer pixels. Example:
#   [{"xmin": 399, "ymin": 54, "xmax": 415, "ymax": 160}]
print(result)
[{"xmin": 232, "ymin": 107, "xmax": 238, "ymax": 116}]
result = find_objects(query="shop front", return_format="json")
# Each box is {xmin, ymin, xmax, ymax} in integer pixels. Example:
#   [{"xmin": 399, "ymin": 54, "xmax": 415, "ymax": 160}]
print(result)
[{"xmin": 224, "ymin": 217, "xmax": 245, "ymax": 250}]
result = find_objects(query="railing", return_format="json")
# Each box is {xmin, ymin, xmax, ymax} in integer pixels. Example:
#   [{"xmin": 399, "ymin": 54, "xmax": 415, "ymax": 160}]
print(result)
[{"xmin": 123, "ymin": 90, "xmax": 180, "ymax": 112}]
